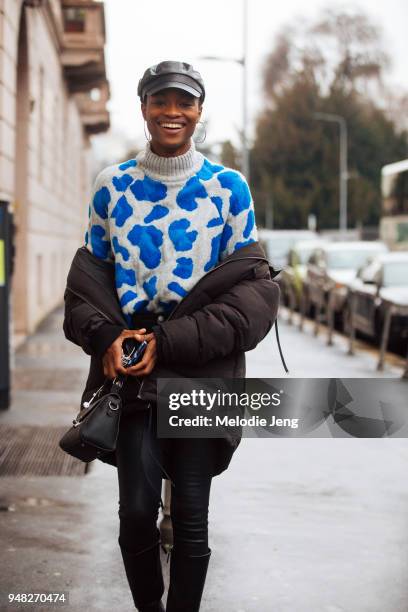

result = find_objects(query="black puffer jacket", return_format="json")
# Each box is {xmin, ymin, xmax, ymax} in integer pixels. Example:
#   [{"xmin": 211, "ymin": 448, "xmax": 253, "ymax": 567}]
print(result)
[{"xmin": 63, "ymin": 241, "xmax": 280, "ymax": 474}]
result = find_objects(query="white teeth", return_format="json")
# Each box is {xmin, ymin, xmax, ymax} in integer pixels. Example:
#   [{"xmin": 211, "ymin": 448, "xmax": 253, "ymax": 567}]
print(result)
[{"xmin": 160, "ymin": 123, "xmax": 184, "ymax": 129}]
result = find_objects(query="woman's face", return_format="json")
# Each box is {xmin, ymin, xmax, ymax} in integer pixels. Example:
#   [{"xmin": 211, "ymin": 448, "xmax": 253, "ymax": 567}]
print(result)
[{"xmin": 141, "ymin": 88, "xmax": 202, "ymax": 157}]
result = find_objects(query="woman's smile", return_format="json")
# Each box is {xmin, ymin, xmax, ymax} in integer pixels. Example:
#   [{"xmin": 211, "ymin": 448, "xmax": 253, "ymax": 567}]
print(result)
[{"xmin": 158, "ymin": 121, "xmax": 186, "ymax": 135}]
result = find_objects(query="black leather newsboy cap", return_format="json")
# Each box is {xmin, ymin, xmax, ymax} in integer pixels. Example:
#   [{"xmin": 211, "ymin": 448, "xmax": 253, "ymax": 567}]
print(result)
[{"xmin": 138, "ymin": 61, "xmax": 205, "ymax": 102}]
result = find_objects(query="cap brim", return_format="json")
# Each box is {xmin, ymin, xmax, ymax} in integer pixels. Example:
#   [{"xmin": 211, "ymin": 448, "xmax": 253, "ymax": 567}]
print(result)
[{"xmin": 145, "ymin": 80, "xmax": 201, "ymax": 98}]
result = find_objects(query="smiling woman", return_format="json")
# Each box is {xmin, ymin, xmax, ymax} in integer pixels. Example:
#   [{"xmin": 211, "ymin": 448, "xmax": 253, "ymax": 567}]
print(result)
[
  {"xmin": 64, "ymin": 59, "xmax": 279, "ymax": 612},
  {"xmin": 139, "ymin": 61, "xmax": 205, "ymax": 157}
]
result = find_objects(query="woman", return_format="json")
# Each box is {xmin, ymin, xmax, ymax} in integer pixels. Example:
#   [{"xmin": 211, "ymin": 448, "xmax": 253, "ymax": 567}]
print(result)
[{"xmin": 63, "ymin": 60, "xmax": 280, "ymax": 611}]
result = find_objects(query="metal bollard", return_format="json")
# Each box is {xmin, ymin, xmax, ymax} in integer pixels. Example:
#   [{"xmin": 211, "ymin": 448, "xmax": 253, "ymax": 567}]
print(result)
[
  {"xmin": 299, "ymin": 284, "xmax": 308, "ymax": 331},
  {"xmin": 314, "ymin": 290, "xmax": 322, "ymax": 336},
  {"xmin": 347, "ymin": 292, "xmax": 357, "ymax": 356},
  {"xmin": 403, "ymin": 347, "xmax": 408, "ymax": 380},
  {"xmin": 326, "ymin": 290, "xmax": 335, "ymax": 346},
  {"xmin": 160, "ymin": 478, "xmax": 173, "ymax": 552},
  {"xmin": 377, "ymin": 305, "xmax": 393, "ymax": 372},
  {"xmin": 287, "ymin": 283, "xmax": 296, "ymax": 325}
]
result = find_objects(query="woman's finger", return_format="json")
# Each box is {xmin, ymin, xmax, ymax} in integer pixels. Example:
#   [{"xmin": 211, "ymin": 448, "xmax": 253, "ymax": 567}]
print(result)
[
  {"xmin": 127, "ymin": 353, "xmax": 156, "ymax": 376},
  {"xmin": 126, "ymin": 361, "xmax": 147, "ymax": 375},
  {"xmin": 132, "ymin": 333, "xmax": 148, "ymax": 342},
  {"xmin": 141, "ymin": 332, "xmax": 155, "ymax": 342},
  {"xmin": 103, "ymin": 355, "xmax": 113, "ymax": 378},
  {"xmin": 127, "ymin": 362, "xmax": 155, "ymax": 377},
  {"xmin": 126, "ymin": 356, "xmax": 150, "ymax": 374},
  {"xmin": 106, "ymin": 361, "xmax": 115, "ymax": 379},
  {"xmin": 114, "ymin": 353, "xmax": 128, "ymax": 376},
  {"xmin": 121, "ymin": 328, "xmax": 146, "ymax": 339}
]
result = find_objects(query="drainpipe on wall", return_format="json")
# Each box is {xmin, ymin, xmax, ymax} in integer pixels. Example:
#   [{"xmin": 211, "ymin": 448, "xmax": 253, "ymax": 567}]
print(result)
[{"xmin": 0, "ymin": 201, "xmax": 12, "ymax": 410}]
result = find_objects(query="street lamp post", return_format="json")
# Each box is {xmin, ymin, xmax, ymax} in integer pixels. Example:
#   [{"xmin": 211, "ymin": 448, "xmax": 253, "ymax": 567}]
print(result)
[
  {"xmin": 314, "ymin": 112, "xmax": 348, "ymax": 232},
  {"xmin": 199, "ymin": 0, "xmax": 249, "ymax": 183},
  {"xmin": 242, "ymin": 0, "xmax": 249, "ymax": 183}
]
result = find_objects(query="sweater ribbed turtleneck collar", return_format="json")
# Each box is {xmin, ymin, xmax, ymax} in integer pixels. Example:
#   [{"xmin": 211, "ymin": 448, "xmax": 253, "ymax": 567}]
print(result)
[{"xmin": 136, "ymin": 140, "xmax": 204, "ymax": 182}]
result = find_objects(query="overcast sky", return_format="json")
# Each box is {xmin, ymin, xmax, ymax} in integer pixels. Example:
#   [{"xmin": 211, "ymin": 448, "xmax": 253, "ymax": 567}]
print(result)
[{"xmin": 97, "ymin": 0, "xmax": 408, "ymax": 160}]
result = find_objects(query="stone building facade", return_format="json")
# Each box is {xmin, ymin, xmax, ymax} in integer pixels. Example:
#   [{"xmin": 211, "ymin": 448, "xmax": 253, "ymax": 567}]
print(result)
[{"xmin": 0, "ymin": 0, "xmax": 110, "ymax": 337}]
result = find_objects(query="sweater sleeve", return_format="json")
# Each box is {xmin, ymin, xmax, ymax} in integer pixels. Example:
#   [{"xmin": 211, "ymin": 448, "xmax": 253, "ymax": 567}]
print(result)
[
  {"xmin": 218, "ymin": 169, "xmax": 258, "ymax": 261},
  {"xmin": 84, "ymin": 168, "xmax": 115, "ymax": 262}
]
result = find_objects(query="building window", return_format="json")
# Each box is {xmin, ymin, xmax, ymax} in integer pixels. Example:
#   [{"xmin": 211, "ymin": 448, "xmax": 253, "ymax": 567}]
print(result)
[{"xmin": 63, "ymin": 8, "xmax": 86, "ymax": 33}]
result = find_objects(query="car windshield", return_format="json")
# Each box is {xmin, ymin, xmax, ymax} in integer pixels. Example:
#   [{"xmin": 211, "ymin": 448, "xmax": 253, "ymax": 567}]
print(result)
[
  {"xmin": 297, "ymin": 246, "xmax": 315, "ymax": 264},
  {"xmin": 383, "ymin": 262, "xmax": 408, "ymax": 287},
  {"xmin": 266, "ymin": 237, "xmax": 295, "ymax": 256},
  {"xmin": 327, "ymin": 248, "xmax": 384, "ymax": 270}
]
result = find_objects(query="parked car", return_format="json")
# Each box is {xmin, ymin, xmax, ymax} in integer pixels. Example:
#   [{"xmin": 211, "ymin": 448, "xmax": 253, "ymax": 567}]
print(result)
[
  {"xmin": 306, "ymin": 241, "xmax": 389, "ymax": 323},
  {"xmin": 258, "ymin": 229, "xmax": 318, "ymax": 271},
  {"xmin": 281, "ymin": 238, "xmax": 330, "ymax": 308},
  {"xmin": 346, "ymin": 252, "xmax": 408, "ymax": 342}
]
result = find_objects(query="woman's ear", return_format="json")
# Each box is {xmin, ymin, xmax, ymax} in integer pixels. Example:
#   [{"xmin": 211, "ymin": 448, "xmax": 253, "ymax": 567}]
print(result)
[{"xmin": 141, "ymin": 102, "xmax": 147, "ymax": 121}]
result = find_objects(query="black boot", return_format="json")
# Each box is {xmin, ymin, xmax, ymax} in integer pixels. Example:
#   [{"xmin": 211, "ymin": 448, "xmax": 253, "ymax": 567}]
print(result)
[
  {"xmin": 119, "ymin": 538, "xmax": 165, "ymax": 611},
  {"xmin": 166, "ymin": 547, "xmax": 212, "ymax": 612}
]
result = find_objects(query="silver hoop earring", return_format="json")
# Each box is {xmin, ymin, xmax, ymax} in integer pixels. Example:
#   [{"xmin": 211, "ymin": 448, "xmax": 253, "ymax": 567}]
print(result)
[
  {"xmin": 144, "ymin": 121, "xmax": 152, "ymax": 142},
  {"xmin": 194, "ymin": 120, "xmax": 207, "ymax": 144}
]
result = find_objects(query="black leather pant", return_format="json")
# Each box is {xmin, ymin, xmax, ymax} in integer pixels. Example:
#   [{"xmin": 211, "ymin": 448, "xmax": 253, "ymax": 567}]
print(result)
[{"xmin": 116, "ymin": 403, "xmax": 215, "ymax": 557}]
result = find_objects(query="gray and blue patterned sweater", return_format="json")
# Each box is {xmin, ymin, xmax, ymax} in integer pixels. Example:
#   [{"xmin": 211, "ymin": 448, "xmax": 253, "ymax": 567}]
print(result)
[{"xmin": 85, "ymin": 140, "xmax": 258, "ymax": 323}]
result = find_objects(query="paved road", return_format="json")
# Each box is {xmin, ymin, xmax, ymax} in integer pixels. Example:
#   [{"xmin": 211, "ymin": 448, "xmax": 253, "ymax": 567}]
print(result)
[{"xmin": 0, "ymin": 308, "xmax": 407, "ymax": 611}]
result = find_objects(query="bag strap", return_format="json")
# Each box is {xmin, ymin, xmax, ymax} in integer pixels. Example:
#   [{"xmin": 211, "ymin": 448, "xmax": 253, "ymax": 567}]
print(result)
[
  {"xmin": 110, "ymin": 374, "xmax": 127, "ymax": 394},
  {"xmin": 275, "ymin": 319, "xmax": 289, "ymax": 373}
]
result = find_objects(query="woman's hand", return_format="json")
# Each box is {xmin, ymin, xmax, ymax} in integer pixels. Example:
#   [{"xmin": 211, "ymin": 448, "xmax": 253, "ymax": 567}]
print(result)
[
  {"xmin": 125, "ymin": 332, "xmax": 157, "ymax": 378},
  {"xmin": 102, "ymin": 328, "xmax": 147, "ymax": 379}
]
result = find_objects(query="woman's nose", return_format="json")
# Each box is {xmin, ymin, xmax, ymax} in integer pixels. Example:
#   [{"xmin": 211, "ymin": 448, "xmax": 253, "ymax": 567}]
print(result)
[{"xmin": 164, "ymin": 103, "xmax": 181, "ymax": 116}]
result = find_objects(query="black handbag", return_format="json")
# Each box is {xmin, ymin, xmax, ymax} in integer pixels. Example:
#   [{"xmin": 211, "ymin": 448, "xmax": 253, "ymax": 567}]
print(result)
[{"xmin": 59, "ymin": 376, "xmax": 125, "ymax": 462}]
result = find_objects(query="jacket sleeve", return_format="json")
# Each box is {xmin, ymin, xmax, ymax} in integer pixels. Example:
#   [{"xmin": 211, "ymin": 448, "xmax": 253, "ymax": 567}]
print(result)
[
  {"xmin": 63, "ymin": 288, "xmax": 124, "ymax": 357},
  {"xmin": 152, "ymin": 264, "xmax": 280, "ymax": 367}
]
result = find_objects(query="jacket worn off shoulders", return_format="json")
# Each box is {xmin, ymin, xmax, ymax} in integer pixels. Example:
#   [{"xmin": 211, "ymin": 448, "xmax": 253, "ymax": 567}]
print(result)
[{"xmin": 63, "ymin": 240, "xmax": 280, "ymax": 475}]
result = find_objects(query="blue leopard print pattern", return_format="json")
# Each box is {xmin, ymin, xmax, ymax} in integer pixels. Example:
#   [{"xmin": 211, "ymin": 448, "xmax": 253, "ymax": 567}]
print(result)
[{"xmin": 85, "ymin": 149, "xmax": 258, "ymax": 318}]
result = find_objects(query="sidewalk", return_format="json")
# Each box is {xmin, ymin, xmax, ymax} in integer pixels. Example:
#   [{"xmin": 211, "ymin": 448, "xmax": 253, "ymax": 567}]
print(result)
[
  {"xmin": 0, "ymin": 307, "xmax": 407, "ymax": 611},
  {"xmin": 247, "ymin": 309, "xmax": 405, "ymax": 378}
]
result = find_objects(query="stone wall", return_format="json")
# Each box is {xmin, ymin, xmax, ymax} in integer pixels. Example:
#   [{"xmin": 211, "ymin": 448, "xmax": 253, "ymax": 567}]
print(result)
[{"xmin": 0, "ymin": 0, "xmax": 108, "ymax": 336}]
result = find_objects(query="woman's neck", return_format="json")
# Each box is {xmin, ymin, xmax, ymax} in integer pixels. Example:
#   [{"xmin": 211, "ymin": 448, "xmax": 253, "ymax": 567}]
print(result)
[{"xmin": 137, "ymin": 139, "xmax": 204, "ymax": 181}]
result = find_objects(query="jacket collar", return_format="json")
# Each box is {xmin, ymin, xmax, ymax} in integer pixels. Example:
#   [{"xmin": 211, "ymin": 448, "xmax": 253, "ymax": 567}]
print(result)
[{"xmin": 221, "ymin": 240, "xmax": 267, "ymax": 263}]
